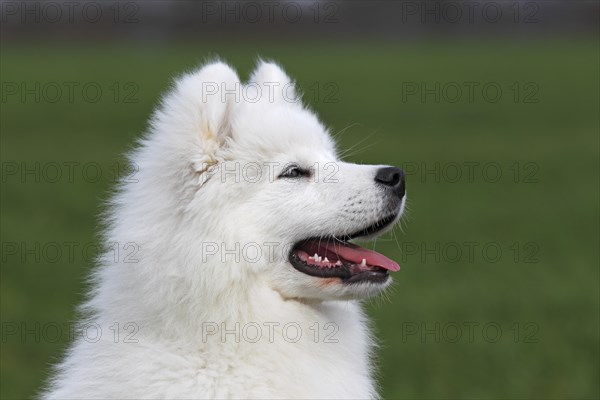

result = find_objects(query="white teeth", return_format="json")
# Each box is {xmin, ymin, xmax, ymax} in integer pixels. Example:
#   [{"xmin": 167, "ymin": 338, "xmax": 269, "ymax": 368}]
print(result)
[
  {"xmin": 309, "ymin": 254, "xmax": 337, "ymax": 265},
  {"xmin": 360, "ymin": 259, "xmax": 367, "ymax": 267}
]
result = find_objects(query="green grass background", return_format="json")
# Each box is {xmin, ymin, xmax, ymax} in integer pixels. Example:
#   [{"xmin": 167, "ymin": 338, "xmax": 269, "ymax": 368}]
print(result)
[{"xmin": 1, "ymin": 41, "xmax": 599, "ymax": 399}]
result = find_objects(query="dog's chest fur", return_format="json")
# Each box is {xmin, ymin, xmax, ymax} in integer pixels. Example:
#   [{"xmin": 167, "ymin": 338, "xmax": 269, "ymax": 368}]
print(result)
[{"xmin": 45, "ymin": 298, "xmax": 377, "ymax": 399}]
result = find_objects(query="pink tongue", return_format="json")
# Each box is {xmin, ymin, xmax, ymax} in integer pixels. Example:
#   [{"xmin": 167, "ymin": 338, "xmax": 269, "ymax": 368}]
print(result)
[{"xmin": 322, "ymin": 242, "xmax": 400, "ymax": 272}]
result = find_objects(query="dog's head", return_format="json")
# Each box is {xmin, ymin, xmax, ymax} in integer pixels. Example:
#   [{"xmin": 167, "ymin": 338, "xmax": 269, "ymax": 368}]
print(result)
[{"xmin": 146, "ymin": 61, "xmax": 405, "ymax": 301}]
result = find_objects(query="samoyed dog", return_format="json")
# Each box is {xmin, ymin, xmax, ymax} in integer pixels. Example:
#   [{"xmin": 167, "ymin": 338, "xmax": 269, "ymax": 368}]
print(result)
[{"xmin": 43, "ymin": 61, "xmax": 406, "ymax": 399}]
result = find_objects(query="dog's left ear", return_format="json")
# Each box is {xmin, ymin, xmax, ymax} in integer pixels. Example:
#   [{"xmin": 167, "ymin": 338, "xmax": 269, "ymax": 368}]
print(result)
[
  {"xmin": 176, "ymin": 61, "xmax": 240, "ymax": 145},
  {"xmin": 249, "ymin": 60, "xmax": 300, "ymax": 105}
]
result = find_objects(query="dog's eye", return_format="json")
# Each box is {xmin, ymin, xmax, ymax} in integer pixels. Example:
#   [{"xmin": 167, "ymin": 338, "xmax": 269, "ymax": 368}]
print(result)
[{"xmin": 279, "ymin": 165, "xmax": 310, "ymax": 179}]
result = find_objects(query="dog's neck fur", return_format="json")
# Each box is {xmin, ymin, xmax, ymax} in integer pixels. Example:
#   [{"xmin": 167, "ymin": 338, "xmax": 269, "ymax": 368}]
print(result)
[{"xmin": 70, "ymin": 257, "xmax": 379, "ymax": 398}]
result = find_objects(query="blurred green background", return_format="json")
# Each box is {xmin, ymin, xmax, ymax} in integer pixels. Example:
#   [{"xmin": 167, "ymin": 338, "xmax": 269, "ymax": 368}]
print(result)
[{"xmin": 1, "ymin": 2, "xmax": 599, "ymax": 399}]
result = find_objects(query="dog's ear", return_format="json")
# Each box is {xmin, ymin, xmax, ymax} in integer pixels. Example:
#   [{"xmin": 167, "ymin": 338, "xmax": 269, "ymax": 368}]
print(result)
[
  {"xmin": 176, "ymin": 61, "xmax": 240, "ymax": 145},
  {"xmin": 159, "ymin": 61, "xmax": 240, "ymax": 174},
  {"xmin": 249, "ymin": 60, "xmax": 299, "ymax": 105}
]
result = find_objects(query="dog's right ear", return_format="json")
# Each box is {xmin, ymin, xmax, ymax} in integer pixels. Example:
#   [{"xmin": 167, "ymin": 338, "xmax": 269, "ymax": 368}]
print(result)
[
  {"xmin": 248, "ymin": 59, "xmax": 300, "ymax": 105},
  {"xmin": 157, "ymin": 61, "xmax": 240, "ymax": 173}
]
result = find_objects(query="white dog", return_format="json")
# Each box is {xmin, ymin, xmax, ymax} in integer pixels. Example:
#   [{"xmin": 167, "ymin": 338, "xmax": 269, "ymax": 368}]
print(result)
[{"xmin": 43, "ymin": 61, "xmax": 406, "ymax": 399}]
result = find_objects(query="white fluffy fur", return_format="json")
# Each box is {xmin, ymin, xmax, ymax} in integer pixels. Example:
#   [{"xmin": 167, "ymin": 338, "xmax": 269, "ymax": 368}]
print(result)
[{"xmin": 42, "ymin": 60, "xmax": 404, "ymax": 399}]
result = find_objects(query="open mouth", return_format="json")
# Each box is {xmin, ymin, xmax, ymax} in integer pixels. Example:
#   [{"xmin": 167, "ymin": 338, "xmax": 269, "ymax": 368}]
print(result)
[{"xmin": 289, "ymin": 214, "xmax": 400, "ymax": 284}]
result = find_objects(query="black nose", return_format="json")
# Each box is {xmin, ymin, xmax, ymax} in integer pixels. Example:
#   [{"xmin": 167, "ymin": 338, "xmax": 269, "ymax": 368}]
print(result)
[{"xmin": 375, "ymin": 167, "xmax": 405, "ymax": 198}]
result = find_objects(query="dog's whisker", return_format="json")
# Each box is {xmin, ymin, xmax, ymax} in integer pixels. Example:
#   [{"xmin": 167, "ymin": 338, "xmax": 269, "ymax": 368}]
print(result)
[
  {"xmin": 340, "ymin": 141, "xmax": 379, "ymax": 159},
  {"xmin": 338, "ymin": 131, "xmax": 377, "ymax": 159},
  {"xmin": 331, "ymin": 122, "xmax": 361, "ymax": 140}
]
